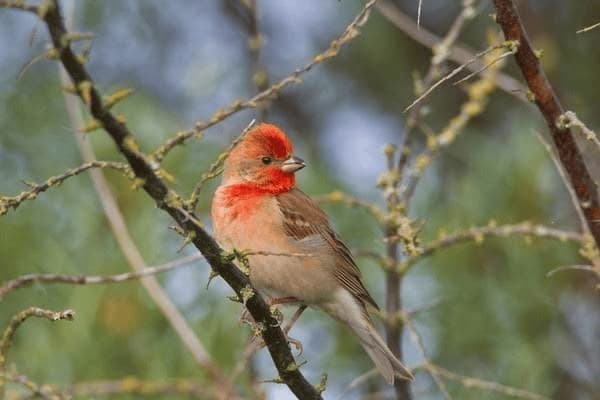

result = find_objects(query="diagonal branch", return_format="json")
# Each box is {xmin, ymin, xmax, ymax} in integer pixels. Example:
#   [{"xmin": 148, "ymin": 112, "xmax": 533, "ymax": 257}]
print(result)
[
  {"xmin": 492, "ymin": 0, "xmax": 600, "ymax": 249},
  {"xmin": 6, "ymin": 1, "xmax": 324, "ymax": 397}
]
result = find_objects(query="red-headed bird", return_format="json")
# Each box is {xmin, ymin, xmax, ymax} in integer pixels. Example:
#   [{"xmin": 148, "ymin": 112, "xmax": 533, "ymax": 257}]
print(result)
[{"xmin": 211, "ymin": 123, "xmax": 414, "ymax": 384}]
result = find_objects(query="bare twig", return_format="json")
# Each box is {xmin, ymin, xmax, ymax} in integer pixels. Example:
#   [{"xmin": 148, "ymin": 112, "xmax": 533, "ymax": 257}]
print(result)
[
  {"xmin": 375, "ymin": 0, "xmax": 527, "ymax": 102},
  {"xmin": 401, "ymin": 222, "xmax": 584, "ymax": 272},
  {"xmin": 493, "ymin": 0, "xmax": 600, "ymax": 248},
  {"xmin": 1, "ymin": 371, "xmax": 60, "ymax": 400},
  {"xmin": 576, "ymin": 21, "xmax": 600, "ymax": 34},
  {"xmin": 0, "ymin": 161, "xmax": 131, "ymax": 216},
  {"xmin": 0, "ymin": 254, "xmax": 203, "ymax": 300},
  {"xmin": 533, "ymin": 130, "xmax": 589, "ymax": 235},
  {"xmin": 398, "ymin": 0, "xmax": 478, "ymax": 179},
  {"xmin": 431, "ymin": 364, "xmax": 550, "ymax": 400},
  {"xmin": 401, "ymin": 47, "xmax": 506, "ymax": 203},
  {"xmin": 0, "ymin": 307, "xmax": 75, "ymax": 398},
  {"xmin": 403, "ymin": 42, "xmax": 516, "ymax": 113},
  {"xmin": 452, "ymin": 50, "xmax": 514, "ymax": 85},
  {"xmin": 65, "ymin": 377, "xmax": 229, "ymax": 400},
  {"xmin": 401, "ymin": 313, "xmax": 452, "ymax": 399},
  {"xmin": 0, "ymin": 0, "xmax": 37, "ymax": 13},
  {"xmin": 546, "ymin": 264, "xmax": 597, "ymax": 278},
  {"xmin": 151, "ymin": 0, "xmax": 378, "ymax": 163},
  {"xmin": 314, "ymin": 191, "xmax": 384, "ymax": 224}
]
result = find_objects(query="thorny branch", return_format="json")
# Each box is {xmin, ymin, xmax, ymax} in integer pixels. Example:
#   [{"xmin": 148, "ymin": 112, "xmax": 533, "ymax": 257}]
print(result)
[
  {"xmin": 0, "ymin": 307, "xmax": 75, "ymax": 397},
  {"xmin": 0, "ymin": 254, "xmax": 203, "ymax": 300},
  {"xmin": 400, "ymin": 222, "xmax": 584, "ymax": 272},
  {"xmin": 151, "ymin": 0, "xmax": 377, "ymax": 163},
  {"xmin": 0, "ymin": 160, "xmax": 132, "ymax": 216},
  {"xmin": 493, "ymin": 0, "xmax": 600, "ymax": 249},
  {"xmin": 57, "ymin": 0, "xmax": 230, "ymax": 389},
  {"xmin": 0, "ymin": 0, "xmax": 388, "ymax": 397}
]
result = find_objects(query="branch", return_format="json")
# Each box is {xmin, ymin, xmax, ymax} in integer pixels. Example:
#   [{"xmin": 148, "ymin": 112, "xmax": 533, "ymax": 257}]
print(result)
[
  {"xmin": 8, "ymin": 1, "xmax": 325, "ymax": 397},
  {"xmin": 558, "ymin": 111, "xmax": 600, "ymax": 152},
  {"xmin": 401, "ymin": 45, "xmax": 507, "ymax": 204},
  {"xmin": 0, "ymin": 307, "xmax": 75, "ymax": 398},
  {"xmin": 0, "ymin": 254, "xmax": 203, "ymax": 300},
  {"xmin": 402, "ymin": 41, "xmax": 517, "ymax": 113},
  {"xmin": 151, "ymin": 0, "xmax": 378, "ymax": 163},
  {"xmin": 401, "ymin": 222, "xmax": 584, "ymax": 271},
  {"xmin": 576, "ymin": 21, "xmax": 600, "ymax": 34},
  {"xmin": 430, "ymin": 364, "xmax": 550, "ymax": 400},
  {"xmin": 313, "ymin": 191, "xmax": 384, "ymax": 224},
  {"xmin": 492, "ymin": 0, "xmax": 600, "ymax": 249},
  {"xmin": 375, "ymin": 0, "xmax": 527, "ymax": 102},
  {"xmin": 64, "ymin": 377, "xmax": 230, "ymax": 400},
  {"xmin": 55, "ymin": 1, "xmax": 234, "ymax": 390},
  {"xmin": 0, "ymin": 160, "xmax": 131, "ymax": 216},
  {"xmin": 402, "ymin": 313, "xmax": 452, "ymax": 400}
]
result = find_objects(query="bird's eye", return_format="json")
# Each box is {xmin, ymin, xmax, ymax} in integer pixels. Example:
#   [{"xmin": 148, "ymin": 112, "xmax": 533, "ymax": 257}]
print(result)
[{"xmin": 261, "ymin": 156, "xmax": 272, "ymax": 165}]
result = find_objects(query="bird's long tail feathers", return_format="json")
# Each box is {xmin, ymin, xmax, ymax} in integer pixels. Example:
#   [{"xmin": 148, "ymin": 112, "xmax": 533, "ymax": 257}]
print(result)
[
  {"xmin": 321, "ymin": 290, "xmax": 414, "ymax": 384},
  {"xmin": 357, "ymin": 320, "xmax": 414, "ymax": 384}
]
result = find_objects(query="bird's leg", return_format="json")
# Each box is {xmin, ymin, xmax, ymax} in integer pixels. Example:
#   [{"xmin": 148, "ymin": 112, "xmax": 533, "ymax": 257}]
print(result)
[
  {"xmin": 251, "ymin": 304, "xmax": 308, "ymax": 355},
  {"xmin": 282, "ymin": 305, "xmax": 307, "ymax": 355}
]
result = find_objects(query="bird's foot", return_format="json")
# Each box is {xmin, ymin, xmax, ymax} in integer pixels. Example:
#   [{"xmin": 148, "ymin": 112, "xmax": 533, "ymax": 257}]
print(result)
[{"xmin": 251, "ymin": 331, "xmax": 304, "ymax": 356}]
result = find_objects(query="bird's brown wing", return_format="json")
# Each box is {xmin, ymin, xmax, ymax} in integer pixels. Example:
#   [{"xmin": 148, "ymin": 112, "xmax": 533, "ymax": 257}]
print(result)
[{"xmin": 276, "ymin": 188, "xmax": 379, "ymax": 310}]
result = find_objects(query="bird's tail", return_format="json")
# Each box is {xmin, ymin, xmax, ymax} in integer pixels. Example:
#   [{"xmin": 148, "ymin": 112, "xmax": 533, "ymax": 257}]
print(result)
[
  {"xmin": 355, "ymin": 317, "xmax": 414, "ymax": 384},
  {"xmin": 320, "ymin": 290, "xmax": 414, "ymax": 384}
]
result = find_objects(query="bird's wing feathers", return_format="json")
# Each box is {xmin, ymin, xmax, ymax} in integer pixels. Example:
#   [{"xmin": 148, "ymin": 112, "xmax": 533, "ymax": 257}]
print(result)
[{"xmin": 277, "ymin": 189, "xmax": 379, "ymax": 310}]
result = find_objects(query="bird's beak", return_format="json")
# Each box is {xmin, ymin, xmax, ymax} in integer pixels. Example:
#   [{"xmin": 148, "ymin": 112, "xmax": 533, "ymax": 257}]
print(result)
[{"xmin": 281, "ymin": 156, "xmax": 306, "ymax": 173}]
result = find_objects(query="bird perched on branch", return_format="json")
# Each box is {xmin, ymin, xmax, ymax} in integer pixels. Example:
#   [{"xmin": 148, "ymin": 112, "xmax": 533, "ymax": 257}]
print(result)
[{"xmin": 211, "ymin": 123, "xmax": 413, "ymax": 384}]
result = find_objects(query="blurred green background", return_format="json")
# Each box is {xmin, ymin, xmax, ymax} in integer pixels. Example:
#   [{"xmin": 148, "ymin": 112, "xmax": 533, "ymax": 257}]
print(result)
[{"xmin": 1, "ymin": 1, "xmax": 599, "ymax": 399}]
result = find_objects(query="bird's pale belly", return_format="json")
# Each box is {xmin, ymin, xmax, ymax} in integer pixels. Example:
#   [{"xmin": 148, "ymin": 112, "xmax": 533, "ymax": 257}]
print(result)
[{"xmin": 213, "ymin": 200, "xmax": 337, "ymax": 304}]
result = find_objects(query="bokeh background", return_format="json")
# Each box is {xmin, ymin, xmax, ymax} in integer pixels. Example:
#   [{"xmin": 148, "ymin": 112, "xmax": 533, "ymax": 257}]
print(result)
[{"xmin": 1, "ymin": 0, "xmax": 599, "ymax": 399}]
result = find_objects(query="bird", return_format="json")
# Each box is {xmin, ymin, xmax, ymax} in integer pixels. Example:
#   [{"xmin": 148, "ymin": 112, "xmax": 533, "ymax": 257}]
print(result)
[{"xmin": 211, "ymin": 122, "xmax": 414, "ymax": 384}]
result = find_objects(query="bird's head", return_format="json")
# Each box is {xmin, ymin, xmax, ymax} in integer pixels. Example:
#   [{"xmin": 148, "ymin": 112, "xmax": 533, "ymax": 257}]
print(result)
[{"xmin": 222, "ymin": 123, "xmax": 305, "ymax": 193}]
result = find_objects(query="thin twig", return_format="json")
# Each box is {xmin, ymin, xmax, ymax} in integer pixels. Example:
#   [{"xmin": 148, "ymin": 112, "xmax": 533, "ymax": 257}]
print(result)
[
  {"xmin": 0, "ymin": 307, "xmax": 75, "ymax": 398},
  {"xmin": 401, "ymin": 222, "xmax": 584, "ymax": 272},
  {"xmin": 313, "ymin": 191, "xmax": 384, "ymax": 224},
  {"xmin": 576, "ymin": 21, "xmax": 600, "ymax": 34},
  {"xmin": 375, "ymin": 0, "xmax": 527, "ymax": 101},
  {"xmin": 546, "ymin": 264, "xmax": 596, "ymax": 278},
  {"xmin": 533, "ymin": 129, "xmax": 589, "ymax": 235},
  {"xmin": 0, "ymin": 161, "xmax": 132, "ymax": 216},
  {"xmin": 151, "ymin": 0, "xmax": 378, "ymax": 163},
  {"xmin": 403, "ymin": 42, "xmax": 515, "ymax": 112},
  {"xmin": 0, "ymin": 0, "xmax": 37, "ymax": 13},
  {"xmin": 431, "ymin": 364, "xmax": 550, "ymax": 400},
  {"xmin": 0, "ymin": 254, "xmax": 203, "ymax": 300},
  {"xmin": 452, "ymin": 50, "xmax": 514, "ymax": 85},
  {"xmin": 401, "ymin": 313, "xmax": 452, "ymax": 399},
  {"xmin": 65, "ymin": 377, "xmax": 229, "ymax": 400}
]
